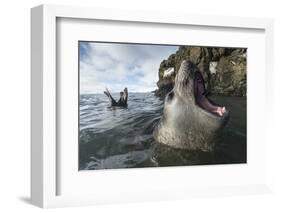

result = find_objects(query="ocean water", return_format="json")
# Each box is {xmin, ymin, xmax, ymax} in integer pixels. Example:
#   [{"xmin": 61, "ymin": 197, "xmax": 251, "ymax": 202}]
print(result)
[{"xmin": 79, "ymin": 93, "xmax": 246, "ymax": 170}]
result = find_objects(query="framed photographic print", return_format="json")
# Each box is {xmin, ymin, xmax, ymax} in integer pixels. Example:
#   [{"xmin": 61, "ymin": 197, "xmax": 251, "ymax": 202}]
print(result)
[
  {"xmin": 78, "ymin": 41, "xmax": 246, "ymax": 170},
  {"xmin": 31, "ymin": 4, "xmax": 274, "ymax": 208}
]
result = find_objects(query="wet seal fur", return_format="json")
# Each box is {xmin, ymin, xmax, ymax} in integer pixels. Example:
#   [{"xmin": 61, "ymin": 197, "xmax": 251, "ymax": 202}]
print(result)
[
  {"xmin": 153, "ymin": 60, "xmax": 229, "ymax": 151},
  {"xmin": 104, "ymin": 87, "xmax": 128, "ymax": 107}
]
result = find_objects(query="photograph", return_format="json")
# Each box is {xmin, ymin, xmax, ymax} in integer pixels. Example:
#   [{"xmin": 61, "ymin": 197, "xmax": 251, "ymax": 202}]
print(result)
[{"xmin": 78, "ymin": 41, "xmax": 247, "ymax": 170}]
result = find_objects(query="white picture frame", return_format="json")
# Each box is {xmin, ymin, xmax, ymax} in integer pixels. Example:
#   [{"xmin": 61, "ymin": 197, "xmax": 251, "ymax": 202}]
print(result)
[{"xmin": 31, "ymin": 4, "xmax": 274, "ymax": 208}]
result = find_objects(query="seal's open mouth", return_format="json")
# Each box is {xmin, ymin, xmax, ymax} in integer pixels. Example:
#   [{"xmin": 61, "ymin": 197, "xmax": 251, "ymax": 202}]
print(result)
[{"xmin": 194, "ymin": 71, "xmax": 226, "ymax": 117}]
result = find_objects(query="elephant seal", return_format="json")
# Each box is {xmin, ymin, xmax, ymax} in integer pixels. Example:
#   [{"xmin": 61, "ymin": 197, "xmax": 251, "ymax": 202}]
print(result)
[
  {"xmin": 153, "ymin": 60, "xmax": 229, "ymax": 151},
  {"xmin": 104, "ymin": 87, "xmax": 128, "ymax": 107}
]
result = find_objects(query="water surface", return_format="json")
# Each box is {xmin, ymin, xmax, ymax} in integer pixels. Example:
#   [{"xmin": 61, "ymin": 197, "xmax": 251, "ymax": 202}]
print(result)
[{"xmin": 79, "ymin": 93, "xmax": 246, "ymax": 170}]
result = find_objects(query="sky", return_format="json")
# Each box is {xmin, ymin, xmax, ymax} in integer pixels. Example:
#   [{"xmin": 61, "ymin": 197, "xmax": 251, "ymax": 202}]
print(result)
[{"xmin": 79, "ymin": 42, "xmax": 178, "ymax": 94}]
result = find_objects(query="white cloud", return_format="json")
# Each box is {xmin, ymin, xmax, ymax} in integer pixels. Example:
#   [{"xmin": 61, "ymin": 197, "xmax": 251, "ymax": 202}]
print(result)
[{"xmin": 80, "ymin": 42, "xmax": 178, "ymax": 94}]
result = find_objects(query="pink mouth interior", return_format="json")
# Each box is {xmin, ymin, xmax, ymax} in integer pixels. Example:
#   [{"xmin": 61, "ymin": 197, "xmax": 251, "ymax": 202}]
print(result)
[{"xmin": 194, "ymin": 72, "xmax": 225, "ymax": 117}]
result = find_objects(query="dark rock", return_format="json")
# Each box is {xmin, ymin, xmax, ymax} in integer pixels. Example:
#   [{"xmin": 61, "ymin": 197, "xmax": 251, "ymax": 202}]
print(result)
[{"xmin": 155, "ymin": 46, "xmax": 247, "ymax": 97}]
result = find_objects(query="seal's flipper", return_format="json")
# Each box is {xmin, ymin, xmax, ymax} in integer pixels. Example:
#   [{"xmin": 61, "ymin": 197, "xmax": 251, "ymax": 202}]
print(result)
[
  {"xmin": 123, "ymin": 88, "xmax": 128, "ymax": 104},
  {"xmin": 117, "ymin": 88, "xmax": 128, "ymax": 106},
  {"xmin": 104, "ymin": 88, "xmax": 117, "ymax": 106}
]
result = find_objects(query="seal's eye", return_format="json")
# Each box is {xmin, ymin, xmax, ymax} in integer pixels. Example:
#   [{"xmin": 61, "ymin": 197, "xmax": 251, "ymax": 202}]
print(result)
[{"xmin": 166, "ymin": 91, "xmax": 174, "ymax": 102}]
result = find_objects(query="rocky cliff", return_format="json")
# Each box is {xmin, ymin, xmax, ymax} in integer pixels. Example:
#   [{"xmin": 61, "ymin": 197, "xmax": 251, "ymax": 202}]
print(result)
[{"xmin": 155, "ymin": 46, "xmax": 247, "ymax": 97}]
